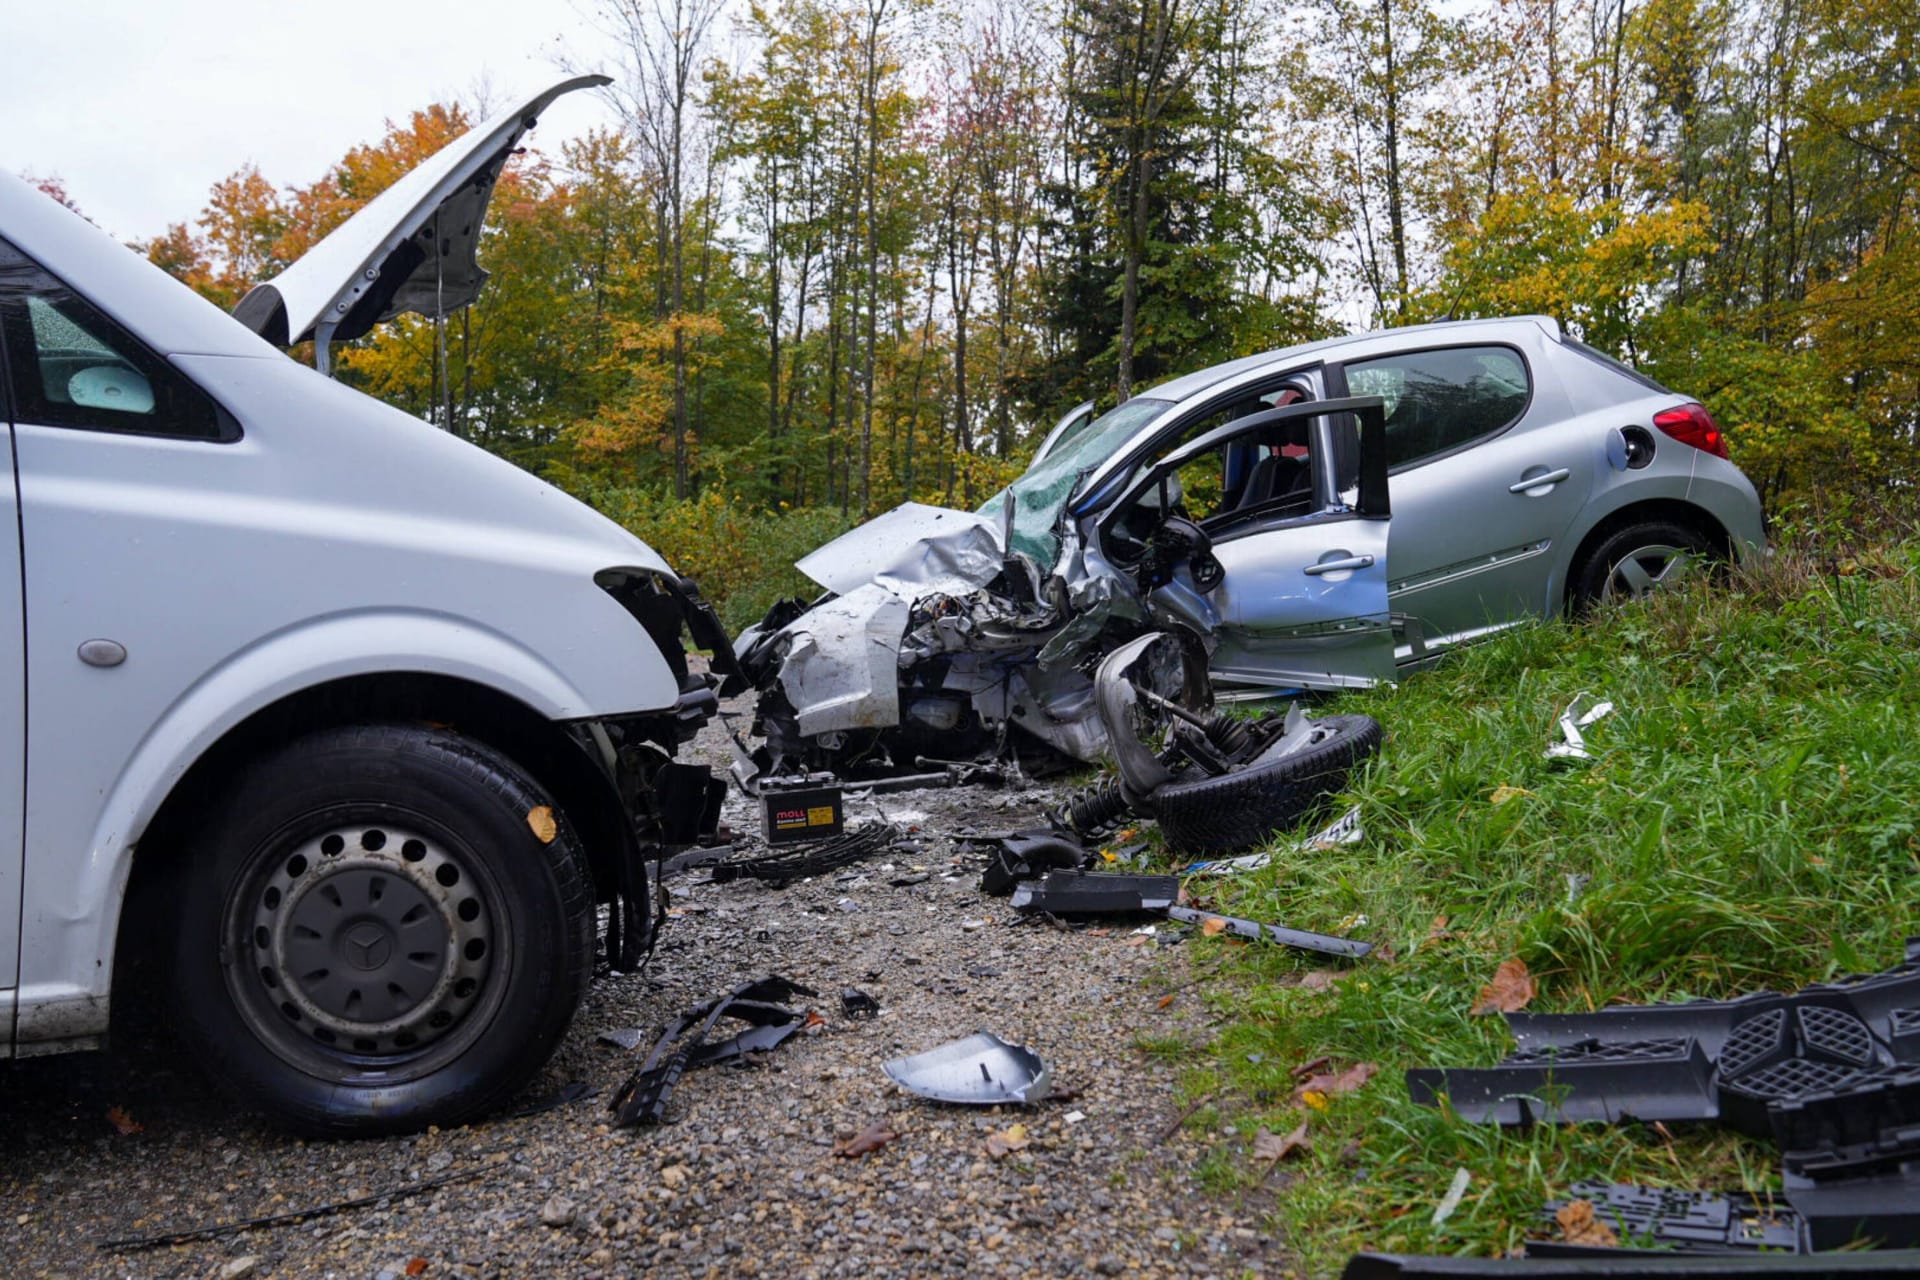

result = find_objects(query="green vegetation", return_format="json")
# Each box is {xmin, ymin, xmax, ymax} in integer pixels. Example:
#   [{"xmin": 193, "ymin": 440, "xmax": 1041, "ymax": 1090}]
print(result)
[{"xmin": 1168, "ymin": 524, "xmax": 1920, "ymax": 1273}]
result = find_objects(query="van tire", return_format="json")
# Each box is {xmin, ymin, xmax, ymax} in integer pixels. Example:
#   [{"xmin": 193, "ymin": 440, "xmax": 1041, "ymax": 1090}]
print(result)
[
  {"xmin": 171, "ymin": 723, "xmax": 594, "ymax": 1136},
  {"xmin": 1150, "ymin": 713, "xmax": 1382, "ymax": 855}
]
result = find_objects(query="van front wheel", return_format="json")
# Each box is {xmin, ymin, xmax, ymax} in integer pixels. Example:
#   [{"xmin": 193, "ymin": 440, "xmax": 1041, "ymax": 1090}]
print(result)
[{"xmin": 172, "ymin": 724, "xmax": 594, "ymax": 1135}]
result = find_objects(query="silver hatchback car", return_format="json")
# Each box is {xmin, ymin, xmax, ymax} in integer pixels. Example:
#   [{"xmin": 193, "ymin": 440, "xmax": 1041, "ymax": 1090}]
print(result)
[{"xmin": 738, "ymin": 315, "xmax": 1764, "ymax": 776}]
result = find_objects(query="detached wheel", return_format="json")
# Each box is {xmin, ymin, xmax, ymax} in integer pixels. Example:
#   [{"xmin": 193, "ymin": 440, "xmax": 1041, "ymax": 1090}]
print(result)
[
  {"xmin": 172, "ymin": 724, "xmax": 594, "ymax": 1135},
  {"xmin": 1150, "ymin": 713, "xmax": 1382, "ymax": 855},
  {"xmin": 1571, "ymin": 519, "xmax": 1717, "ymax": 611}
]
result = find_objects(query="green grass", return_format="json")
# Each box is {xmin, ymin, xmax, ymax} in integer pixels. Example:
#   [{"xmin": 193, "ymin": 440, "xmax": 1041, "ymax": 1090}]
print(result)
[{"xmin": 1170, "ymin": 535, "xmax": 1920, "ymax": 1274}]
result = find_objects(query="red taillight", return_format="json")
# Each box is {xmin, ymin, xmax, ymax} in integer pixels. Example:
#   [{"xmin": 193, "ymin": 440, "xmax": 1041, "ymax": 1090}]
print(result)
[{"xmin": 1652, "ymin": 403, "xmax": 1729, "ymax": 459}]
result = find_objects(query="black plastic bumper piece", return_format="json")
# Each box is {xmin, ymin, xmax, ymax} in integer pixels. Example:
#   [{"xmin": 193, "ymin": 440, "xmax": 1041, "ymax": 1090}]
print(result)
[
  {"xmin": 1010, "ymin": 869, "xmax": 1179, "ymax": 916},
  {"xmin": 1344, "ymin": 1251, "xmax": 1920, "ymax": 1278}
]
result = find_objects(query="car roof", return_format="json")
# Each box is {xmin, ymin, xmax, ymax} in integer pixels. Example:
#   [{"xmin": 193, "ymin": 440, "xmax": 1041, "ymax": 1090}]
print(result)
[{"xmin": 1142, "ymin": 315, "xmax": 1563, "ymax": 404}]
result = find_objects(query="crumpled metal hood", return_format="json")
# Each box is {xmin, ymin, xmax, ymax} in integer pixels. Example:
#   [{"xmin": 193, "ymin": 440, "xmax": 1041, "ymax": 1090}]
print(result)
[
  {"xmin": 232, "ymin": 74, "xmax": 609, "ymax": 348},
  {"xmin": 796, "ymin": 502, "xmax": 1005, "ymax": 597}
]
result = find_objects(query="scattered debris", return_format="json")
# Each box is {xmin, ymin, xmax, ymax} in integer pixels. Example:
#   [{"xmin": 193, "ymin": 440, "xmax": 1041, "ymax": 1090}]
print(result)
[
  {"xmin": 526, "ymin": 804, "xmax": 558, "ymax": 843},
  {"xmin": 840, "ymin": 988, "xmax": 880, "ymax": 1020},
  {"xmin": 978, "ymin": 830, "xmax": 1090, "ymax": 896},
  {"xmin": 609, "ymin": 975, "xmax": 817, "ymax": 1127},
  {"xmin": 218, "ymin": 1258, "xmax": 261, "ymax": 1280},
  {"xmin": 97, "ymin": 1166, "xmax": 493, "ymax": 1252},
  {"xmin": 883, "ymin": 1032, "xmax": 1052, "ymax": 1105},
  {"xmin": 1412, "ymin": 939, "xmax": 1920, "ymax": 1256},
  {"xmin": 1011, "ymin": 870, "xmax": 1179, "ymax": 917},
  {"xmin": 1183, "ymin": 805, "xmax": 1364, "ymax": 876},
  {"xmin": 1546, "ymin": 692, "xmax": 1614, "ymax": 762},
  {"xmin": 104, "ymin": 1105, "xmax": 142, "ymax": 1135},
  {"xmin": 597, "ymin": 1028, "xmax": 647, "ymax": 1051},
  {"xmin": 1164, "ymin": 905, "xmax": 1373, "ymax": 959},
  {"xmin": 1468, "ymin": 957, "xmax": 1537, "ymax": 1015},
  {"xmin": 1342, "ymin": 1249, "xmax": 1920, "ymax": 1277},
  {"xmin": 709, "ymin": 823, "xmax": 900, "ymax": 887},
  {"xmin": 1431, "ymin": 1168, "xmax": 1473, "ymax": 1228},
  {"xmin": 539, "ymin": 1195, "xmax": 577, "ymax": 1228},
  {"xmin": 831, "ymin": 1120, "xmax": 900, "ymax": 1158}
]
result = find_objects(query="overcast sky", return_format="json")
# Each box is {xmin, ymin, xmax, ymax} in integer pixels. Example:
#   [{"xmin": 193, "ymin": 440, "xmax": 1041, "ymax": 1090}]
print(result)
[{"xmin": 0, "ymin": 0, "xmax": 627, "ymax": 242}]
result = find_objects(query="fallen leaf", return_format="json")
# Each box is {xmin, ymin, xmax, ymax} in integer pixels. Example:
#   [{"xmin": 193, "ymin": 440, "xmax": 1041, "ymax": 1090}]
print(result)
[
  {"xmin": 405, "ymin": 1261, "xmax": 429, "ymax": 1278},
  {"xmin": 1555, "ymin": 1199, "xmax": 1618, "ymax": 1248},
  {"xmin": 1291, "ymin": 1056, "xmax": 1332, "ymax": 1080},
  {"xmin": 526, "ymin": 806, "xmax": 558, "ymax": 844},
  {"xmin": 832, "ymin": 1121, "xmax": 899, "ymax": 1158},
  {"xmin": 1489, "ymin": 784, "xmax": 1534, "ymax": 807},
  {"xmin": 1469, "ymin": 957, "xmax": 1537, "ymax": 1015},
  {"xmin": 1200, "ymin": 916, "xmax": 1228, "ymax": 937},
  {"xmin": 1252, "ymin": 1121, "xmax": 1309, "ymax": 1162},
  {"xmin": 803, "ymin": 1010, "xmax": 828, "ymax": 1031},
  {"xmin": 1298, "ymin": 971, "xmax": 1339, "ymax": 992},
  {"xmin": 985, "ymin": 1123, "xmax": 1031, "ymax": 1158},
  {"xmin": 1157, "ymin": 994, "xmax": 1177, "ymax": 1009},
  {"xmin": 1426, "ymin": 915, "xmax": 1453, "ymax": 942},
  {"xmin": 1292, "ymin": 1061, "xmax": 1379, "ymax": 1105},
  {"xmin": 105, "ymin": 1106, "xmax": 142, "ymax": 1135}
]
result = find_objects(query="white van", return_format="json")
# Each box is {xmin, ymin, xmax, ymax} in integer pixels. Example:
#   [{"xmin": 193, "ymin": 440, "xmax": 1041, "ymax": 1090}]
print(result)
[{"xmin": 0, "ymin": 77, "xmax": 738, "ymax": 1133}]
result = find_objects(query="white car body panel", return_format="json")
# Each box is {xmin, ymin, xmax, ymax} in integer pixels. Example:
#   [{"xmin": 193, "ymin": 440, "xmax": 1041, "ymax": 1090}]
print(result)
[{"xmin": 0, "ymin": 91, "xmax": 693, "ymax": 1054}]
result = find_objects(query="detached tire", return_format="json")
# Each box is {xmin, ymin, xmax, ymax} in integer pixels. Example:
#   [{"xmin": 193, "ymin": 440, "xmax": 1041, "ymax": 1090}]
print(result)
[
  {"xmin": 172, "ymin": 724, "xmax": 594, "ymax": 1136},
  {"xmin": 1150, "ymin": 713, "xmax": 1382, "ymax": 855},
  {"xmin": 1571, "ymin": 518, "xmax": 1717, "ymax": 612}
]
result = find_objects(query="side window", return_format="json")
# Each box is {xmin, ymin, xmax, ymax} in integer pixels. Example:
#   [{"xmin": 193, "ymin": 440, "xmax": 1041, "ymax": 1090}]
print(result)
[
  {"xmin": 0, "ymin": 239, "xmax": 232, "ymax": 441},
  {"xmin": 1343, "ymin": 345, "xmax": 1528, "ymax": 470}
]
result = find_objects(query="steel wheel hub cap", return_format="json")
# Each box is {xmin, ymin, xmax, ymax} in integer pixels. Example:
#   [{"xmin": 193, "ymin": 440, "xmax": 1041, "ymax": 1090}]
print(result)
[{"xmin": 248, "ymin": 825, "xmax": 493, "ymax": 1056}]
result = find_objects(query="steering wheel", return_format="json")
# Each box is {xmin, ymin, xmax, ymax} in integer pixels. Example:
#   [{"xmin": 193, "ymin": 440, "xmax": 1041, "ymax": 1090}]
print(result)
[{"xmin": 1136, "ymin": 514, "xmax": 1225, "ymax": 594}]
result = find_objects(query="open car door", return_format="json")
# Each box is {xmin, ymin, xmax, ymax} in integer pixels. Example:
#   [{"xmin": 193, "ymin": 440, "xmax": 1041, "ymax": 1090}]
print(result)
[{"xmin": 1097, "ymin": 396, "xmax": 1395, "ymax": 691}]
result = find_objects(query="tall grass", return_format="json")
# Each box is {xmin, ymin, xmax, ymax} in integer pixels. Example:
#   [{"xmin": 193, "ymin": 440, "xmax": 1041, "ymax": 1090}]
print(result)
[{"xmin": 1167, "ymin": 530, "xmax": 1920, "ymax": 1272}]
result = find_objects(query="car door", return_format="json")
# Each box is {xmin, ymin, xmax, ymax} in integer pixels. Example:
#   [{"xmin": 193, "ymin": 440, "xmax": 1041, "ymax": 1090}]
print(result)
[
  {"xmin": 1094, "ymin": 393, "xmax": 1395, "ymax": 691},
  {"xmin": 0, "ymin": 246, "xmax": 34, "ymax": 1046},
  {"xmin": 1330, "ymin": 340, "xmax": 1590, "ymax": 660}
]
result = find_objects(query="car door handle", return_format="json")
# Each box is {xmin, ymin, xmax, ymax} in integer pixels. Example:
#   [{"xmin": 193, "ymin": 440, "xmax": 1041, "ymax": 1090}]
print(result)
[
  {"xmin": 1303, "ymin": 554, "xmax": 1375, "ymax": 576},
  {"xmin": 1509, "ymin": 467, "xmax": 1571, "ymax": 493}
]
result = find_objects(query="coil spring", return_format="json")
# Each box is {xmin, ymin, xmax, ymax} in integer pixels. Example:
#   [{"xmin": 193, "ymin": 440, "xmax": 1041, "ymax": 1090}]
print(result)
[{"xmin": 1063, "ymin": 777, "xmax": 1131, "ymax": 836}]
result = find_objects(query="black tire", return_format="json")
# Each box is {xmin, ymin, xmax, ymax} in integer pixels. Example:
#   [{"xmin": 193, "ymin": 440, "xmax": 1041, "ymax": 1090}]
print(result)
[
  {"xmin": 1150, "ymin": 713, "xmax": 1383, "ymax": 855},
  {"xmin": 171, "ymin": 724, "xmax": 594, "ymax": 1136},
  {"xmin": 1570, "ymin": 518, "xmax": 1717, "ymax": 612}
]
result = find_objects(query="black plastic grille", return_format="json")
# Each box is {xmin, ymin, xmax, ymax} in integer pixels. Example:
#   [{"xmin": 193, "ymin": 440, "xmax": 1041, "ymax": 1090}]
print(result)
[
  {"xmin": 1799, "ymin": 1005, "xmax": 1874, "ymax": 1065},
  {"xmin": 1720, "ymin": 1008, "xmax": 1788, "ymax": 1078},
  {"xmin": 1511, "ymin": 1038, "xmax": 1692, "ymax": 1065},
  {"xmin": 1728, "ymin": 1055, "xmax": 1869, "ymax": 1100}
]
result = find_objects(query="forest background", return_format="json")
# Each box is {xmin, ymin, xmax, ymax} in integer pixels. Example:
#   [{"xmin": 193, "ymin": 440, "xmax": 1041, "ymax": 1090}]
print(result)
[{"xmin": 49, "ymin": 0, "xmax": 1920, "ymax": 626}]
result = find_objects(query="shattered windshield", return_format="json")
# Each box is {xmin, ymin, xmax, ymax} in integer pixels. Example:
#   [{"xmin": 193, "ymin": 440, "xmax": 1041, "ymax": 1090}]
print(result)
[{"xmin": 980, "ymin": 397, "xmax": 1171, "ymax": 569}]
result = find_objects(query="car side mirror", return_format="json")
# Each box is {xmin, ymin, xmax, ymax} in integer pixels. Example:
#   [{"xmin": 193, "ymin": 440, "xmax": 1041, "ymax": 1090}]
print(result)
[{"xmin": 68, "ymin": 365, "xmax": 154, "ymax": 414}]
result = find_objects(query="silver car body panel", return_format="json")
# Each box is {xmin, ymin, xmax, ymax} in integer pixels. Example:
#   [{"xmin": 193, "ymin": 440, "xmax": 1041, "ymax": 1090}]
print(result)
[
  {"xmin": 749, "ymin": 313, "xmax": 1764, "ymax": 767},
  {"xmin": 796, "ymin": 501, "xmax": 1004, "ymax": 597},
  {"xmin": 0, "ymin": 162, "xmax": 689, "ymax": 1053}
]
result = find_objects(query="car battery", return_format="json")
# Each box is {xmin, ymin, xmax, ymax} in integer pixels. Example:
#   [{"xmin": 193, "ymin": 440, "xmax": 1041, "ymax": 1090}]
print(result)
[{"xmin": 760, "ymin": 774, "xmax": 845, "ymax": 845}]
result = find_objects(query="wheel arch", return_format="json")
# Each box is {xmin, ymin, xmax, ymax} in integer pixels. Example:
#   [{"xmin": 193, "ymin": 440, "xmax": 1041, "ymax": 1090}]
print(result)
[
  {"xmin": 112, "ymin": 672, "xmax": 636, "ymax": 1042},
  {"xmin": 1559, "ymin": 497, "xmax": 1732, "ymax": 614}
]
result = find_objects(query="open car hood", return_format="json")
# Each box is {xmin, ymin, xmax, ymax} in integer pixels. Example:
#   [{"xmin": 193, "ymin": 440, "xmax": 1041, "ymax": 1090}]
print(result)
[{"xmin": 231, "ymin": 74, "xmax": 609, "ymax": 349}]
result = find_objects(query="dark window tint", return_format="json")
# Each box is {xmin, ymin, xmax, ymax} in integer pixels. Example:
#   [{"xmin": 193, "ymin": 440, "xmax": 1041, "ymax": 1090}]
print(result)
[
  {"xmin": 1343, "ymin": 345, "xmax": 1529, "ymax": 469},
  {"xmin": 0, "ymin": 238, "xmax": 232, "ymax": 440}
]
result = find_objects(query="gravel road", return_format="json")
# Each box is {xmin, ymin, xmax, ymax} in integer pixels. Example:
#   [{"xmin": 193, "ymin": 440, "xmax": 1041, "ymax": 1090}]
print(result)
[{"xmin": 2, "ymin": 697, "xmax": 1287, "ymax": 1280}]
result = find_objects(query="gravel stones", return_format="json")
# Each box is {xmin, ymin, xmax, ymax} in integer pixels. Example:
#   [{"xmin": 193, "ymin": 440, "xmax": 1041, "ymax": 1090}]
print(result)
[{"xmin": 0, "ymin": 666, "xmax": 1283, "ymax": 1278}]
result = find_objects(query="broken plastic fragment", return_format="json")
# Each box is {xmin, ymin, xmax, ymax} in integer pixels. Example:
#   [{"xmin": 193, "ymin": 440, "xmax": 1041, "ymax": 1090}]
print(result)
[
  {"xmin": 1546, "ymin": 692, "xmax": 1615, "ymax": 762},
  {"xmin": 883, "ymin": 1032, "xmax": 1052, "ymax": 1105},
  {"xmin": 1183, "ymin": 805, "xmax": 1364, "ymax": 876}
]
